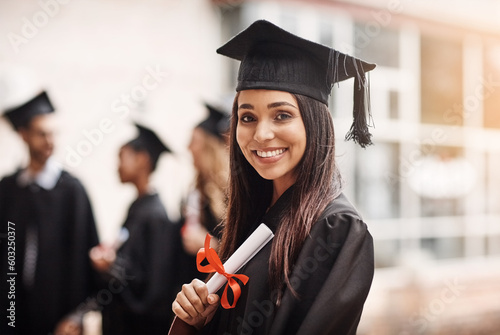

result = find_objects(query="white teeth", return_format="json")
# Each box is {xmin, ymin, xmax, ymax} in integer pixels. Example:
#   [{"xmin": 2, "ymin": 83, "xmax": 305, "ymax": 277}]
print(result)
[{"xmin": 256, "ymin": 149, "xmax": 285, "ymax": 158}]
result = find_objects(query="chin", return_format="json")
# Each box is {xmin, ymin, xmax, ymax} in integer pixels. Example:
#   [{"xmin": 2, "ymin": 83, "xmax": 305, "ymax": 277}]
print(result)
[
  {"xmin": 254, "ymin": 169, "xmax": 282, "ymax": 181},
  {"xmin": 118, "ymin": 173, "xmax": 127, "ymax": 183},
  {"xmin": 34, "ymin": 153, "xmax": 52, "ymax": 165}
]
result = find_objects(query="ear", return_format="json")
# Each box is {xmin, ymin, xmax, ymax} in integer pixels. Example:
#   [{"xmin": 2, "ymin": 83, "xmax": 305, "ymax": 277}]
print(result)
[
  {"xmin": 17, "ymin": 127, "xmax": 30, "ymax": 143},
  {"xmin": 136, "ymin": 151, "xmax": 152, "ymax": 172}
]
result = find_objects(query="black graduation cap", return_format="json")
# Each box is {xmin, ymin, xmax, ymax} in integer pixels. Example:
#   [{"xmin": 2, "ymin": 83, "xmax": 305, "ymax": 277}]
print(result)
[
  {"xmin": 125, "ymin": 123, "xmax": 171, "ymax": 171},
  {"xmin": 197, "ymin": 103, "xmax": 230, "ymax": 141},
  {"xmin": 3, "ymin": 91, "xmax": 54, "ymax": 130},
  {"xmin": 217, "ymin": 20, "xmax": 376, "ymax": 147}
]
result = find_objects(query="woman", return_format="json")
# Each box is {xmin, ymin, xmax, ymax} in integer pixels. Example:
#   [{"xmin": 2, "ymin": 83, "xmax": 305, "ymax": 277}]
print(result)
[
  {"xmin": 90, "ymin": 123, "xmax": 179, "ymax": 334},
  {"xmin": 181, "ymin": 103, "xmax": 230, "ymax": 257},
  {"xmin": 171, "ymin": 20, "xmax": 375, "ymax": 335}
]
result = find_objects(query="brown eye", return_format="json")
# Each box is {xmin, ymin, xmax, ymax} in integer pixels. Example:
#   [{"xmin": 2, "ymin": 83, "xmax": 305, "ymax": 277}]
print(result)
[
  {"xmin": 276, "ymin": 113, "xmax": 292, "ymax": 121},
  {"xmin": 240, "ymin": 115, "xmax": 255, "ymax": 123}
]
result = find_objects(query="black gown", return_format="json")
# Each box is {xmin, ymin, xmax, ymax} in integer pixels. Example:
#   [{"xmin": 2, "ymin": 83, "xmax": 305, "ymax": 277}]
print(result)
[
  {"xmin": 101, "ymin": 193, "xmax": 182, "ymax": 335},
  {"xmin": 0, "ymin": 169, "xmax": 99, "ymax": 335},
  {"xmin": 199, "ymin": 187, "xmax": 374, "ymax": 335}
]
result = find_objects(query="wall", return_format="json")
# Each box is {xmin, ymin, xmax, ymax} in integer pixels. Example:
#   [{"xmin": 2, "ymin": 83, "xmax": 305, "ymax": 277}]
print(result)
[{"xmin": 0, "ymin": 0, "xmax": 225, "ymax": 242}]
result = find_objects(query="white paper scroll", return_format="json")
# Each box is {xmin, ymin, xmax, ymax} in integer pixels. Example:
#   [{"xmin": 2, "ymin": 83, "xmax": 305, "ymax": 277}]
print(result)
[
  {"xmin": 205, "ymin": 223, "xmax": 274, "ymax": 294},
  {"xmin": 112, "ymin": 227, "xmax": 130, "ymax": 250}
]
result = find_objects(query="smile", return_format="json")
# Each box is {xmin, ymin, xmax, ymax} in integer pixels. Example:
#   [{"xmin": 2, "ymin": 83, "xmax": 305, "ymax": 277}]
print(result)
[{"xmin": 255, "ymin": 148, "xmax": 287, "ymax": 158}]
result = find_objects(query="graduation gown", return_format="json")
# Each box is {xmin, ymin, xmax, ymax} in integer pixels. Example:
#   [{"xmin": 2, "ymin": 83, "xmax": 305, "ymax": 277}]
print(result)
[
  {"xmin": 101, "ymin": 193, "xmax": 181, "ymax": 335},
  {"xmin": 194, "ymin": 187, "xmax": 374, "ymax": 335},
  {"xmin": 0, "ymin": 167, "xmax": 99, "ymax": 335}
]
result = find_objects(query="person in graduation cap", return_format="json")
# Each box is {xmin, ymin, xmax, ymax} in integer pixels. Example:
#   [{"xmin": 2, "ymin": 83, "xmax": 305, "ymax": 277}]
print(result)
[
  {"xmin": 89, "ymin": 123, "xmax": 180, "ymax": 334},
  {"xmin": 170, "ymin": 20, "xmax": 376, "ymax": 335},
  {"xmin": 179, "ymin": 103, "xmax": 230, "ymax": 280},
  {"xmin": 0, "ymin": 91, "xmax": 100, "ymax": 335}
]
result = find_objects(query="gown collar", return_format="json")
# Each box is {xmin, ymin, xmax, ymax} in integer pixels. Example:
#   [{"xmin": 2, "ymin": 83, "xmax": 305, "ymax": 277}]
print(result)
[
  {"xmin": 260, "ymin": 184, "xmax": 295, "ymax": 232},
  {"xmin": 17, "ymin": 158, "xmax": 62, "ymax": 190}
]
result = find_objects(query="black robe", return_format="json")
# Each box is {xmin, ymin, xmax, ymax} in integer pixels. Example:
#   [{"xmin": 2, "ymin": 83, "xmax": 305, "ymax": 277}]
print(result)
[
  {"xmin": 198, "ymin": 188, "xmax": 374, "ymax": 335},
  {"xmin": 0, "ymin": 169, "xmax": 99, "ymax": 335},
  {"xmin": 101, "ymin": 193, "xmax": 181, "ymax": 335}
]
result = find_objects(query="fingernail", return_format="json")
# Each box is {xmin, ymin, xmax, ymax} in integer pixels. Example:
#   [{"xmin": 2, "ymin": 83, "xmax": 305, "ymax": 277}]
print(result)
[{"xmin": 208, "ymin": 295, "xmax": 214, "ymax": 304}]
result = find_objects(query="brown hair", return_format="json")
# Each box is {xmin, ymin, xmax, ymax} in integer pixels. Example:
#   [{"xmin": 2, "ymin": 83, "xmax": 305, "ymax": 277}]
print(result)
[
  {"xmin": 193, "ymin": 128, "xmax": 229, "ymax": 222},
  {"xmin": 218, "ymin": 92, "xmax": 342, "ymax": 304}
]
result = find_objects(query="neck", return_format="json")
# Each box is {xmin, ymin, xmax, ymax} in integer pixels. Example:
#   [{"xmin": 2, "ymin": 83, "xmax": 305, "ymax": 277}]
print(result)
[
  {"xmin": 28, "ymin": 157, "xmax": 48, "ymax": 175},
  {"xmin": 135, "ymin": 173, "xmax": 151, "ymax": 197},
  {"xmin": 271, "ymin": 179, "xmax": 294, "ymax": 208}
]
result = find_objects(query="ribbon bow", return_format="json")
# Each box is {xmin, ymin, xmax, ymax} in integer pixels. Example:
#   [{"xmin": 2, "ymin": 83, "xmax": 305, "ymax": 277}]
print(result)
[{"xmin": 196, "ymin": 234, "xmax": 249, "ymax": 309}]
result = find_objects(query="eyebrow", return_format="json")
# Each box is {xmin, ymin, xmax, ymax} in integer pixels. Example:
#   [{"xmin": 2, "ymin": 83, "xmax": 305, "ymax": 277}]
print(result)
[
  {"xmin": 238, "ymin": 103, "xmax": 254, "ymax": 110},
  {"xmin": 238, "ymin": 101, "xmax": 298, "ymax": 110}
]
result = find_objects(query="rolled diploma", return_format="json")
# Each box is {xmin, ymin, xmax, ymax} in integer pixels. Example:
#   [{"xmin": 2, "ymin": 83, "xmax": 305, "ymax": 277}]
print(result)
[
  {"xmin": 112, "ymin": 227, "xmax": 130, "ymax": 250},
  {"xmin": 205, "ymin": 223, "xmax": 274, "ymax": 294}
]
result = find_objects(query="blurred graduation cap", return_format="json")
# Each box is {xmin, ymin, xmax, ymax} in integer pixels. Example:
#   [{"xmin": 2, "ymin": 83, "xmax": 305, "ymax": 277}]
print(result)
[
  {"xmin": 196, "ymin": 103, "xmax": 230, "ymax": 142},
  {"xmin": 0, "ymin": 65, "xmax": 52, "ymax": 131},
  {"xmin": 217, "ymin": 20, "xmax": 376, "ymax": 147},
  {"xmin": 3, "ymin": 91, "xmax": 54, "ymax": 130},
  {"xmin": 125, "ymin": 123, "xmax": 171, "ymax": 171}
]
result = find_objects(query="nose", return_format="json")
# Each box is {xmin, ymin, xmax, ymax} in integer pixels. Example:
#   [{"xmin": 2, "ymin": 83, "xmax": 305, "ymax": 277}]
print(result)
[
  {"xmin": 188, "ymin": 138, "xmax": 194, "ymax": 153},
  {"xmin": 253, "ymin": 120, "xmax": 274, "ymax": 143},
  {"xmin": 44, "ymin": 132, "xmax": 55, "ymax": 147}
]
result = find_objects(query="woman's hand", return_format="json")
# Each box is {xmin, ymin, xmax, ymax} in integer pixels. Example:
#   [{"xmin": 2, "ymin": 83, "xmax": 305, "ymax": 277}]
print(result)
[
  {"xmin": 182, "ymin": 221, "xmax": 220, "ymax": 256},
  {"xmin": 53, "ymin": 318, "xmax": 82, "ymax": 335},
  {"xmin": 89, "ymin": 244, "xmax": 116, "ymax": 273},
  {"xmin": 172, "ymin": 279, "xmax": 220, "ymax": 330}
]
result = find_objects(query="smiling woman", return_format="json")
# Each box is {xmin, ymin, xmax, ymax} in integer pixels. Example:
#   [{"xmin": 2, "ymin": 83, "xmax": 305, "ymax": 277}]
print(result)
[
  {"xmin": 170, "ymin": 20, "xmax": 376, "ymax": 335},
  {"xmin": 236, "ymin": 90, "xmax": 306, "ymax": 201}
]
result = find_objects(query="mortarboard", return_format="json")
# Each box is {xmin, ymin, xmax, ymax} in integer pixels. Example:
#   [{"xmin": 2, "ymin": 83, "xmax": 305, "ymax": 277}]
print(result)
[
  {"xmin": 125, "ymin": 123, "xmax": 171, "ymax": 171},
  {"xmin": 3, "ymin": 91, "xmax": 54, "ymax": 130},
  {"xmin": 197, "ymin": 103, "xmax": 230, "ymax": 142},
  {"xmin": 217, "ymin": 20, "xmax": 376, "ymax": 147}
]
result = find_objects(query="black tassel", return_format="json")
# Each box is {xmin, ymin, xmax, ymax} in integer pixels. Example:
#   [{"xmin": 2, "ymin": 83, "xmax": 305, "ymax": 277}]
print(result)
[
  {"xmin": 345, "ymin": 61, "xmax": 373, "ymax": 148},
  {"xmin": 326, "ymin": 49, "xmax": 341, "ymax": 91}
]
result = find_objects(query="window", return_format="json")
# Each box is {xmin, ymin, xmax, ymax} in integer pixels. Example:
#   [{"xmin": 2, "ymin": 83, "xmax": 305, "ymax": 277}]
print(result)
[
  {"xmin": 356, "ymin": 142, "xmax": 400, "ymax": 219},
  {"xmin": 483, "ymin": 42, "xmax": 500, "ymax": 129},
  {"xmin": 354, "ymin": 24, "xmax": 399, "ymax": 68},
  {"xmin": 421, "ymin": 35, "xmax": 463, "ymax": 125}
]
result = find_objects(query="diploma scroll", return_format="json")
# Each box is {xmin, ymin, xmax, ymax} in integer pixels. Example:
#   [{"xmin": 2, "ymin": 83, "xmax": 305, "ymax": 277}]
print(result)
[{"xmin": 205, "ymin": 223, "xmax": 274, "ymax": 294}]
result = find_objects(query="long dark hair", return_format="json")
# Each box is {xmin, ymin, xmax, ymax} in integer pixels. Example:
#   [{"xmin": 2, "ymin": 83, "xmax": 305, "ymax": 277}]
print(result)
[{"xmin": 218, "ymin": 92, "xmax": 342, "ymax": 304}]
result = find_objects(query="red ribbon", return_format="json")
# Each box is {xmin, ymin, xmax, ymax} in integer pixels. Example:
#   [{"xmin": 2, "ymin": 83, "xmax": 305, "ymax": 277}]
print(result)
[{"xmin": 196, "ymin": 234, "xmax": 249, "ymax": 309}]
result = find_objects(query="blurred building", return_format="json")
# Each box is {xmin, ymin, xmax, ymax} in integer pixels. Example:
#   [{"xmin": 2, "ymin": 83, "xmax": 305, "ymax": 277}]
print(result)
[{"xmin": 213, "ymin": 0, "xmax": 500, "ymax": 334}]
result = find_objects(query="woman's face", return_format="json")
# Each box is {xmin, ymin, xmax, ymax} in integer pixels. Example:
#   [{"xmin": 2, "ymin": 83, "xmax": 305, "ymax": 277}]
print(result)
[
  {"xmin": 118, "ymin": 145, "xmax": 143, "ymax": 183},
  {"xmin": 236, "ymin": 89, "xmax": 306, "ymax": 190},
  {"xmin": 188, "ymin": 127, "xmax": 205, "ymax": 172}
]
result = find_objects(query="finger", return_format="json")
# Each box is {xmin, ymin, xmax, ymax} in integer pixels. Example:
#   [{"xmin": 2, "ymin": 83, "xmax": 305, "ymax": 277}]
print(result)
[
  {"xmin": 103, "ymin": 249, "xmax": 116, "ymax": 262},
  {"xmin": 201, "ymin": 294, "xmax": 220, "ymax": 324},
  {"xmin": 66, "ymin": 324, "xmax": 80, "ymax": 335},
  {"xmin": 182, "ymin": 282, "xmax": 207, "ymax": 315},
  {"xmin": 176, "ymin": 290, "xmax": 201, "ymax": 318},
  {"xmin": 89, "ymin": 247, "xmax": 101, "ymax": 260},
  {"xmin": 202, "ymin": 301, "xmax": 219, "ymax": 318},
  {"xmin": 207, "ymin": 293, "xmax": 220, "ymax": 305},
  {"xmin": 191, "ymin": 279, "xmax": 209, "ymax": 306},
  {"xmin": 172, "ymin": 299, "xmax": 191, "ymax": 320}
]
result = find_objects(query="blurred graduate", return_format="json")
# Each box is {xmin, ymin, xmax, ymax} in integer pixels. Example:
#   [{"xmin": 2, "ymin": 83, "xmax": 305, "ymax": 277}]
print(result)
[
  {"xmin": 0, "ymin": 86, "xmax": 99, "ymax": 335},
  {"xmin": 179, "ymin": 103, "xmax": 230, "ymax": 282},
  {"xmin": 89, "ymin": 123, "xmax": 180, "ymax": 334}
]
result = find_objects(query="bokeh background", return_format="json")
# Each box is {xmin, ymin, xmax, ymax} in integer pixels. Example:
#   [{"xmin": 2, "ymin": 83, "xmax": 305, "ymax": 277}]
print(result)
[{"xmin": 1, "ymin": 0, "xmax": 500, "ymax": 334}]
